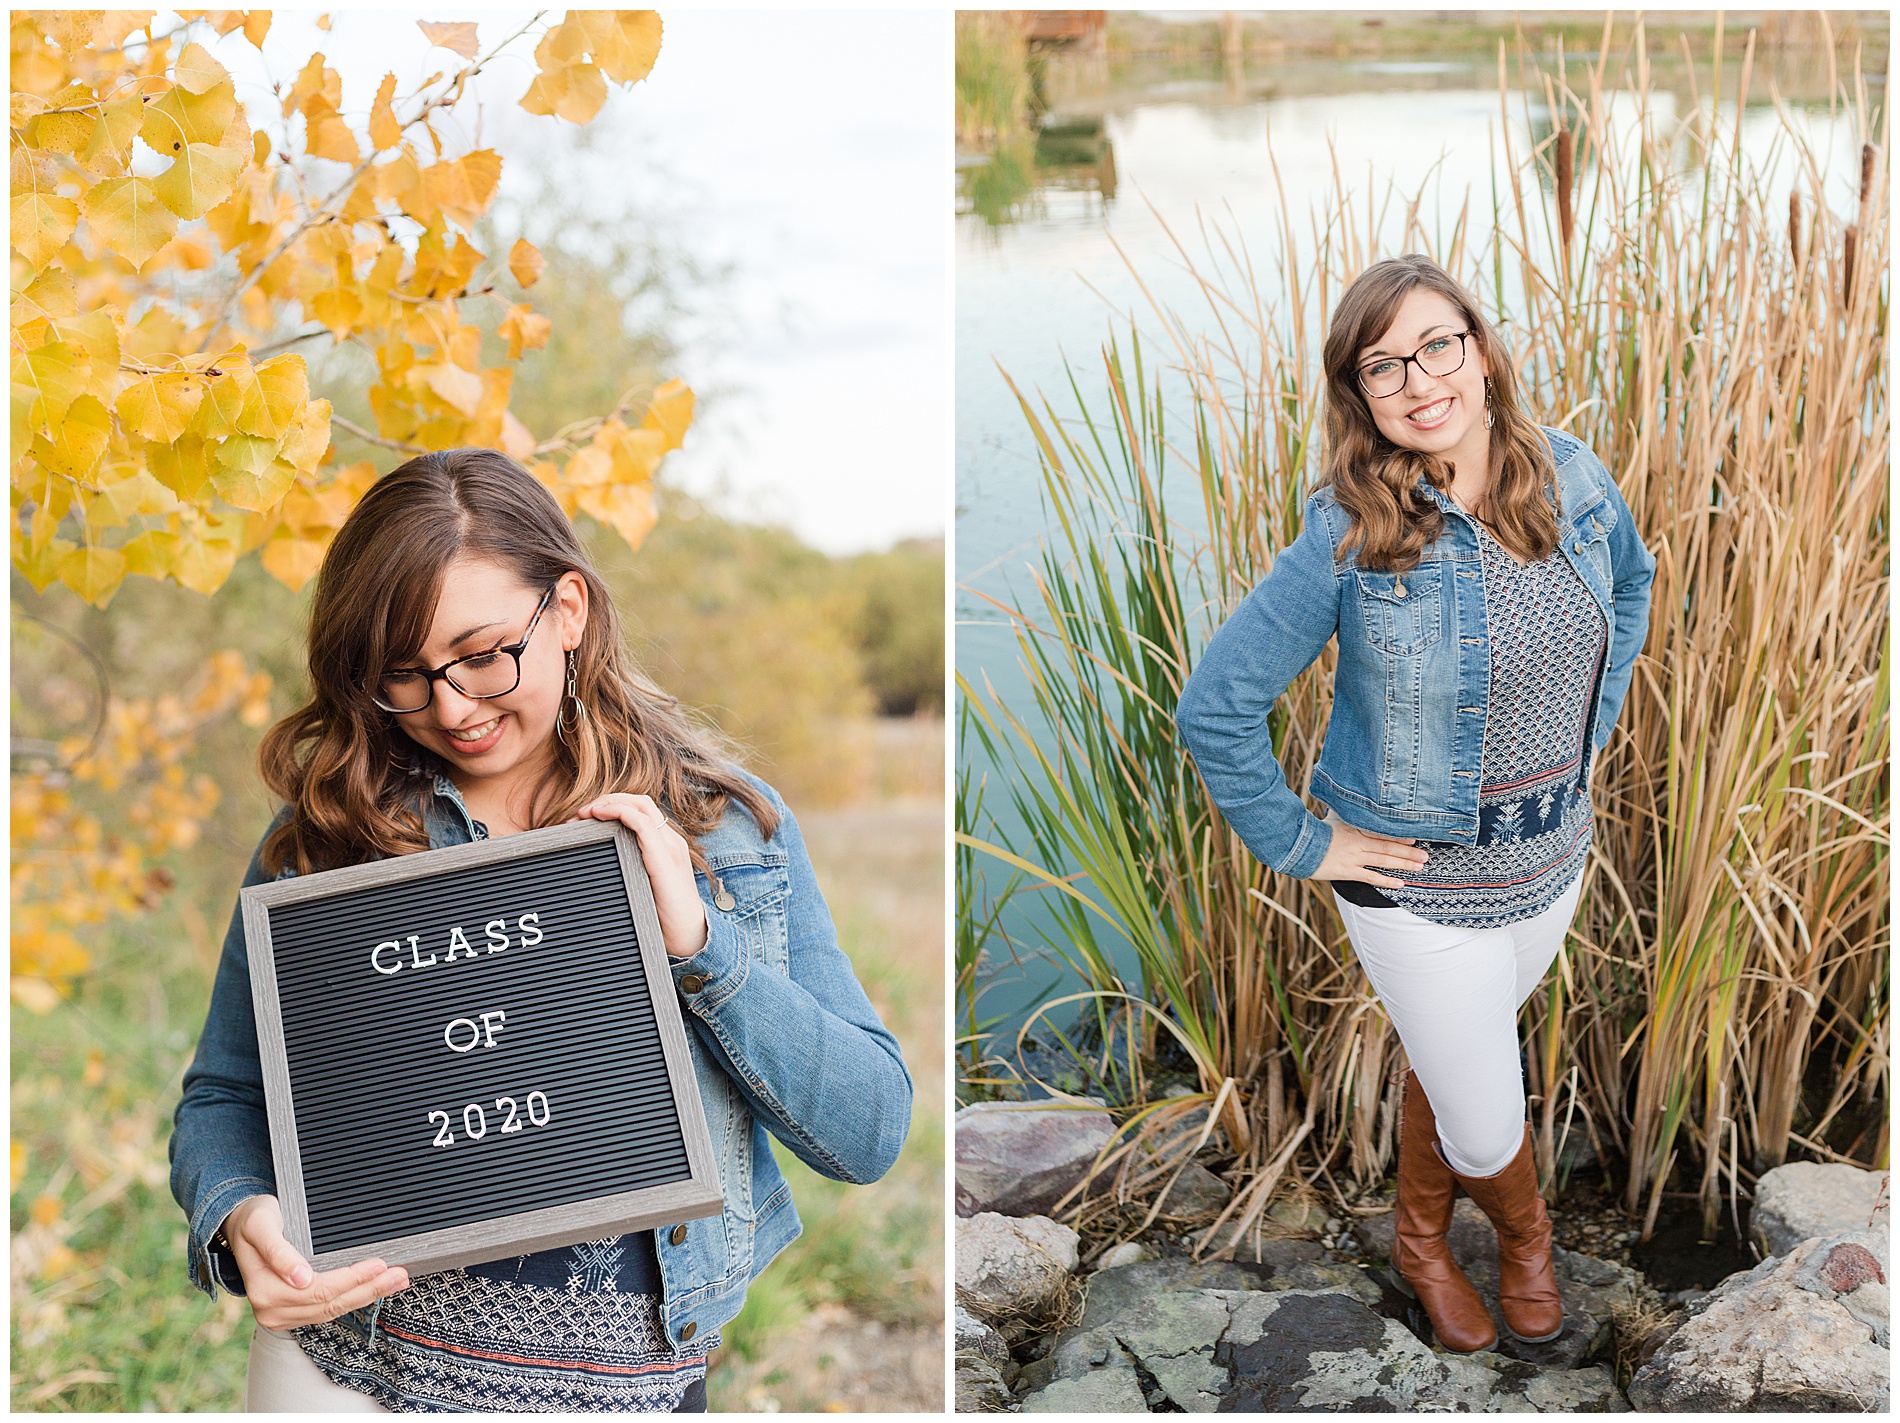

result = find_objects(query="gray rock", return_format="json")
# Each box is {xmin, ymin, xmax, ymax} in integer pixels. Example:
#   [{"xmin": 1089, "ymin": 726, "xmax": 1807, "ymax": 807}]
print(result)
[
  {"xmin": 953, "ymin": 1351, "xmax": 1013, "ymax": 1412},
  {"xmin": 956, "ymin": 1213, "xmax": 1080, "ymax": 1327},
  {"xmin": 1015, "ymin": 1282, "xmax": 1630, "ymax": 1412},
  {"xmin": 1077, "ymin": 1258, "xmax": 1276, "ymax": 1331},
  {"xmin": 1790, "ymin": 1230, "xmax": 1890, "ymax": 1348},
  {"xmin": 955, "ymin": 1101, "xmax": 1115, "ymax": 1217},
  {"xmin": 1093, "ymin": 1240, "xmax": 1150, "ymax": 1270},
  {"xmin": 1357, "ymin": 1199, "xmax": 1639, "ymax": 1367},
  {"xmin": 1017, "ymin": 1329, "xmax": 1147, "ymax": 1412},
  {"xmin": 1154, "ymin": 1161, "xmax": 1232, "ymax": 1219},
  {"xmin": 1628, "ymin": 1230, "xmax": 1889, "ymax": 1411},
  {"xmin": 1750, "ymin": 1160, "xmax": 1890, "ymax": 1258},
  {"xmin": 954, "ymin": 1304, "xmax": 1010, "ymax": 1371}
]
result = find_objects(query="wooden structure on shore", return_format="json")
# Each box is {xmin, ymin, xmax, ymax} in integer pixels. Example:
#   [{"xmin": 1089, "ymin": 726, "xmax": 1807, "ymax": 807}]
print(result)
[{"xmin": 1023, "ymin": 11, "xmax": 1106, "ymax": 54}]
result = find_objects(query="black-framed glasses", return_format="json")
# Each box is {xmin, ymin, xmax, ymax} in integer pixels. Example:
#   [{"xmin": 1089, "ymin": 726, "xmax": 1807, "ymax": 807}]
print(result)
[
  {"xmin": 372, "ymin": 583, "xmax": 559, "ymax": 714},
  {"xmin": 1356, "ymin": 330, "xmax": 1476, "ymax": 399}
]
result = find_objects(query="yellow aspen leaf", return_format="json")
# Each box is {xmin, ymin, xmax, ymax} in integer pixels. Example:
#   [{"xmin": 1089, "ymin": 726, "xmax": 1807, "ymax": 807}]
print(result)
[
  {"xmin": 307, "ymin": 109, "xmax": 361, "ymax": 165},
  {"xmin": 42, "ymin": 393, "xmax": 114, "ymax": 481},
  {"xmin": 82, "ymin": 175, "xmax": 179, "ymax": 271},
  {"xmin": 261, "ymin": 531, "xmax": 327, "ymax": 590},
  {"xmin": 508, "ymin": 237, "xmax": 545, "ymax": 289},
  {"xmin": 280, "ymin": 398, "xmax": 332, "ymax": 473},
  {"xmin": 209, "ymin": 429, "xmax": 278, "ymax": 477},
  {"xmin": 211, "ymin": 444, "xmax": 297, "ymax": 511},
  {"xmin": 476, "ymin": 366, "xmax": 512, "ymax": 420},
  {"xmin": 50, "ymin": 310, "xmax": 122, "ymax": 389},
  {"xmin": 310, "ymin": 286, "xmax": 363, "ymax": 336},
  {"xmin": 10, "ymin": 1140, "xmax": 24, "ymax": 1192},
  {"xmin": 608, "ymin": 425, "xmax": 665, "ymax": 484},
  {"xmin": 12, "ymin": 267, "xmax": 76, "ymax": 323},
  {"xmin": 522, "ymin": 56, "xmax": 608, "ymax": 126},
  {"xmin": 420, "ymin": 362, "xmax": 484, "ymax": 416},
  {"xmin": 369, "ymin": 72, "xmax": 401, "ymax": 151},
  {"xmin": 94, "ymin": 12, "xmax": 158, "ymax": 48},
  {"xmin": 500, "ymin": 409, "xmax": 536, "ymax": 460},
  {"xmin": 498, "ymin": 303, "xmax": 552, "ymax": 361},
  {"xmin": 170, "ymin": 535, "xmax": 238, "ymax": 594},
  {"xmin": 251, "ymin": 355, "xmax": 310, "ymax": 438},
  {"xmin": 640, "ymin": 377, "xmax": 694, "ymax": 451},
  {"xmin": 565, "ymin": 445, "xmax": 612, "ymax": 487},
  {"xmin": 154, "ymin": 136, "xmax": 248, "ymax": 220},
  {"xmin": 86, "ymin": 473, "xmax": 154, "ymax": 527},
  {"xmin": 80, "ymin": 93, "xmax": 146, "ymax": 173},
  {"xmin": 417, "ymin": 20, "xmax": 480, "ymax": 60},
  {"xmin": 315, "ymin": 13, "xmax": 331, "ymax": 31},
  {"xmin": 120, "ymin": 529, "xmax": 179, "ymax": 578},
  {"xmin": 242, "ymin": 10, "xmax": 271, "ymax": 47},
  {"xmin": 283, "ymin": 54, "xmax": 340, "ymax": 122},
  {"xmin": 252, "ymin": 129, "xmax": 272, "ymax": 166},
  {"xmin": 147, "ymin": 434, "xmax": 212, "ymax": 500},
  {"xmin": 12, "ymin": 340, "xmax": 91, "ymax": 430},
  {"xmin": 574, "ymin": 11, "xmax": 663, "ymax": 85},
  {"xmin": 458, "ymin": 148, "xmax": 501, "ymax": 212},
  {"xmin": 11, "ymin": 191, "xmax": 80, "ymax": 269},
  {"xmin": 15, "ymin": 532, "xmax": 77, "ymax": 593},
  {"xmin": 29, "ymin": 84, "xmax": 97, "ymax": 156},
  {"xmin": 57, "ymin": 543, "xmax": 127, "ymax": 607},
  {"xmin": 173, "ymin": 40, "xmax": 232, "ymax": 95},
  {"xmin": 140, "ymin": 79, "xmax": 238, "ymax": 152},
  {"xmin": 576, "ymin": 481, "xmax": 656, "ymax": 549},
  {"xmin": 116, "ymin": 371, "xmax": 204, "ymax": 442}
]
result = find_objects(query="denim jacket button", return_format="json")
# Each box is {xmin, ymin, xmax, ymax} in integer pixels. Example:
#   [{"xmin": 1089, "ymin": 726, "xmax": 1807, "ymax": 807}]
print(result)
[
  {"xmin": 713, "ymin": 890, "xmax": 736, "ymax": 912},
  {"xmin": 669, "ymin": 1223, "xmax": 689, "ymax": 1246},
  {"xmin": 680, "ymin": 1321, "xmax": 698, "ymax": 1342},
  {"xmin": 680, "ymin": 974, "xmax": 707, "ymax": 994}
]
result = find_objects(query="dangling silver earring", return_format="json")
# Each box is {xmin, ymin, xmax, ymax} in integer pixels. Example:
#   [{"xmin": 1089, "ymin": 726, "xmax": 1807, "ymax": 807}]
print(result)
[
  {"xmin": 1484, "ymin": 376, "xmax": 1496, "ymax": 430},
  {"xmin": 557, "ymin": 648, "xmax": 586, "ymax": 742}
]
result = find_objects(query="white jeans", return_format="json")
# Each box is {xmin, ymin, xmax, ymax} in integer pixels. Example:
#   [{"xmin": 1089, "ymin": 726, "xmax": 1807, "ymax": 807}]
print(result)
[
  {"xmin": 1333, "ymin": 872, "xmax": 1584, "ymax": 1177},
  {"xmin": 246, "ymin": 1325, "xmax": 388, "ymax": 1413}
]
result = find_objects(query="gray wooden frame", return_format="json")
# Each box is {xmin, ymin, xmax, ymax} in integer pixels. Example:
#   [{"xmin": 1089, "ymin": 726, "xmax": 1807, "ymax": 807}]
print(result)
[{"xmin": 241, "ymin": 819, "xmax": 723, "ymax": 1276}]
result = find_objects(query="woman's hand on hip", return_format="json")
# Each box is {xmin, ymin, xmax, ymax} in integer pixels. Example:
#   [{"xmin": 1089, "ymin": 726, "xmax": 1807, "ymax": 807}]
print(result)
[
  {"xmin": 224, "ymin": 1194, "xmax": 409, "ymax": 1329},
  {"xmin": 575, "ymin": 793, "xmax": 709, "ymax": 958},
  {"xmin": 1313, "ymin": 813, "xmax": 1430, "ymax": 888}
]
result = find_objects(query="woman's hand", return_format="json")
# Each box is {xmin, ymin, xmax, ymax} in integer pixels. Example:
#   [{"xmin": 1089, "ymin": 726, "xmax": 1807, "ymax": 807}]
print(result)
[
  {"xmin": 1313, "ymin": 812, "xmax": 1430, "ymax": 888},
  {"xmin": 575, "ymin": 793, "xmax": 709, "ymax": 958},
  {"xmin": 224, "ymin": 1194, "xmax": 409, "ymax": 1329}
]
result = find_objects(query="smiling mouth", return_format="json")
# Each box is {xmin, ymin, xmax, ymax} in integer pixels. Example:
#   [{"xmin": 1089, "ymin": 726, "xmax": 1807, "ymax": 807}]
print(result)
[
  {"xmin": 1407, "ymin": 397, "xmax": 1454, "ymax": 424},
  {"xmin": 444, "ymin": 716, "xmax": 504, "ymax": 744}
]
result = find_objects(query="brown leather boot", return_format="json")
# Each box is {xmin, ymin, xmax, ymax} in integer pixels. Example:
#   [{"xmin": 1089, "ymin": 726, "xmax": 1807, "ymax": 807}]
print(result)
[
  {"xmin": 1447, "ymin": 1125, "xmax": 1566, "ymax": 1343},
  {"xmin": 1392, "ymin": 1070, "xmax": 1497, "ymax": 1353}
]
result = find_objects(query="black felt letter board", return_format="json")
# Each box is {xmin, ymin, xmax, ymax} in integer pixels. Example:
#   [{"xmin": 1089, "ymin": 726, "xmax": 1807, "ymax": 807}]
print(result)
[{"xmin": 242, "ymin": 819, "xmax": 722, "ymax": 1275}]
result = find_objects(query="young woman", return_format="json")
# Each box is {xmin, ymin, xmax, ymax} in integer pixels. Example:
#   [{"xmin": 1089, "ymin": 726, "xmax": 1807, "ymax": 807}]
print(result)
[
  {"xmin": 1176, "ymin": 255, "xmax": 1655, "ymax": 1354},
  {"xmin": 169, "ymin": 449, "xmax": 913, "ymax": 1411}
]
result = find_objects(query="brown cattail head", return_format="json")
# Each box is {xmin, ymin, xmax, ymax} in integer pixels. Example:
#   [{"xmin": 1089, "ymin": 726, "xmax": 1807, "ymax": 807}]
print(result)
[
  {"xmin": 1789, "ymin": 191, "xmax": 1801, "ymax": 270},
  {"xmin": 1860, "ymin": 143, "xmax": 1876, "ymax": 209},
  {"xmin": 1844, "ymin": 226, "xmax": 1858, "ymax": 304},
  {"xmin": 1556, "ymin": 128, "xmax": 1575, "ymax": 254}
]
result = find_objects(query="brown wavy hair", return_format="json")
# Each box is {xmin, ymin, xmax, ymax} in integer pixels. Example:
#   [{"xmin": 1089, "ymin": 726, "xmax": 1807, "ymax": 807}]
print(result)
[
  {"xmin": 259, "ymin": 448, "xmax": 776, "ymax": 875},
  {"xmin": 1319, "ymin": 254, "xmax": 1558, "ymax": 572}
]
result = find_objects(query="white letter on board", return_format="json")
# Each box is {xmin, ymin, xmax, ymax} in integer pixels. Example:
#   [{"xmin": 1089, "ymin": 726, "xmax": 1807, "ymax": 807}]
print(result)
[
  {"xmin": 480, "ymin": 1008, "xmax": 507, "ymax": 1048},
  {"xmin": 518, "ymin": 912, "xmax": 543, "ymax": 947},
  {"xmin": 371, "ymin": 940, "xmax": 403, "ymax": 975},
  {"xmin": 445, "ymin": 924, "xmax": 476, "ymax": 962},
  {"xmin": 444, "ymin": 1017, "xmax": 480, "ymax": 1053},
  {"xmin": 409, "ymin": 933, "xmax": 438, "ymax": 969},
  {"xmin": 485, "ymin": 919, "xmax": 509, "ymax": 953}
]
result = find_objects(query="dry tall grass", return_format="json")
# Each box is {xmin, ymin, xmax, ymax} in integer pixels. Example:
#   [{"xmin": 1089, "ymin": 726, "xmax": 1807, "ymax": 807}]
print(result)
[{"xmin": 959, "ymin": 22, "xmax": 1888, "ymax": 1252}]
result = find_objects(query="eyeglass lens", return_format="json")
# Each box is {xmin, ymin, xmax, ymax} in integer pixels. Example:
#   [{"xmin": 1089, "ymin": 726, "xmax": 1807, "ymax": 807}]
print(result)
[
  {"xmin": 1359, "ymin": 334, "xmax": 1468, "ymax": 397},
  {"xmin": 377, "ymin": 651, "xmax": 521, "ymax": 711}
]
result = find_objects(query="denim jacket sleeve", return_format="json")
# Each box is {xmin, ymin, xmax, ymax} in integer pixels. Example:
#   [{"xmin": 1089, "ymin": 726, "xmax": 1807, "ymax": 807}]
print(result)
[
  {"xmin": 664, "ymin": 790, "xmax": 913, "ymax": 1185},
  {"xmin": 1175, "ymin": 493, "xmax": 1342, "ymax": 879},
  {"xmin": 1593, "ymin": 469, "xmax": 1656, "ymax": 751},
  {"xmin": 168, "ymin": 817, "xmax": 287, "ymax": 1298}
]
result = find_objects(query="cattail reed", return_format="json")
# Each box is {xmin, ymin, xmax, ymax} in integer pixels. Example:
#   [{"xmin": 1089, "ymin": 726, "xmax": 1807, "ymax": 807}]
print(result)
[
  {"xmin": 1555, "ymin": 128, "xmax": 1575, "ymax": 256},
  {"xmin": 1790, "ymin": 191, "xmax": 1802, "ymax": 271},
  {"xmin": 1845, "ymin": 226, "xmax": 1858, "ymax": 301}
]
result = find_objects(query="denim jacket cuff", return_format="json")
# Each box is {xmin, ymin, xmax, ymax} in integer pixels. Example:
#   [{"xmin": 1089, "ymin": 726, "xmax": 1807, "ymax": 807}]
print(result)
[
  {"xmin": 669, "ymin": 909, "xmax": 749, "ymax": 1013},
  {"xmin": 187, "ymin": 1175, "xmax": 273, "ymax": 1298},
  {"xmin": 1279, "ymin": 813, "xmax": 1333, "ymax": 880}
]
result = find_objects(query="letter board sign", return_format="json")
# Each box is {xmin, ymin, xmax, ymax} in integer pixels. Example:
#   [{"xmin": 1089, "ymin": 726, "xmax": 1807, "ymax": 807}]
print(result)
[{"xmin": 241, "ymin": 818, "xmax": 722, "ymax": 1276}]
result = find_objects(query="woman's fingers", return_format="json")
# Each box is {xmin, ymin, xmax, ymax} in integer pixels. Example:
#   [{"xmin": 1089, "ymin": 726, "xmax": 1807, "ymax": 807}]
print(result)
[{"xmin": 253, "ymin": 1258, "xmax": 411, "ymax": 1330}]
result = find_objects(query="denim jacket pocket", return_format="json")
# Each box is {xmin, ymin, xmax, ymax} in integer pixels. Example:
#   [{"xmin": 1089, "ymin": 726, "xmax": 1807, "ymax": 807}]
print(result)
[
  {"xmin": 1353, "ymin": 564, "xmax": 1444, "ymax": 657},
  {"xmin": 702, "ymin": 858, "xmax": 791, "ymax": 974}
]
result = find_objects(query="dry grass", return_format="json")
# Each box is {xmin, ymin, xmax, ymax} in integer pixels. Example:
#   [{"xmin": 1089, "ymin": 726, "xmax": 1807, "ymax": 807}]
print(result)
[{"xmin": 958, "ymin": 19, "xmax": 1887, "ymax": 1249}]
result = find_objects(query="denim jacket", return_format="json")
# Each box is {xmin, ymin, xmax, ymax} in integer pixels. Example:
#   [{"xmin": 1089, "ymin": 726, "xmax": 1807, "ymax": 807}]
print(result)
[
  {"xmin": 168, "ymin": 769, "xmax": 912, "ymax": 1351},
  {"xmin": 1176, "ymin": 427, "xmax": 1656, "ymax": 879}
]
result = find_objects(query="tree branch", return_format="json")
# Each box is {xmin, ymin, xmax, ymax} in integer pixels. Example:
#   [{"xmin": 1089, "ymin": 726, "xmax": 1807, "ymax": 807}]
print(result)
[{"xmin": 329, "ymin": 414, "xmax": 428, "ymax": 455}]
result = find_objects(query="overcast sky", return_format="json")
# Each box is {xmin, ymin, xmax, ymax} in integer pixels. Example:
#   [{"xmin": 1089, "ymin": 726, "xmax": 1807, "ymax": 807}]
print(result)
[{"xmin": 210, "ymin": 9, "xmax": 949, "ymax": 555}]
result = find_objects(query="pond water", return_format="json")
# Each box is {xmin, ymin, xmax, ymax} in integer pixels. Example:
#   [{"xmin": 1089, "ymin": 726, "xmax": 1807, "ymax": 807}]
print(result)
[{"xmin": 956, "ymin": 42, "xmax": 1881, "ymax": 1043}]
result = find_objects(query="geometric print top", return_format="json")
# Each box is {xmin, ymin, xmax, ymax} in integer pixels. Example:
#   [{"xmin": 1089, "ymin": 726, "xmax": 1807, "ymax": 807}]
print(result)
[
  {"xmin": 290, "ymin": 1231, "xmax": 716, "ymax": 1412},
  {"xmin": 1340, "ymin": 518, "xmax": 1608, "ymax": 928}
]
